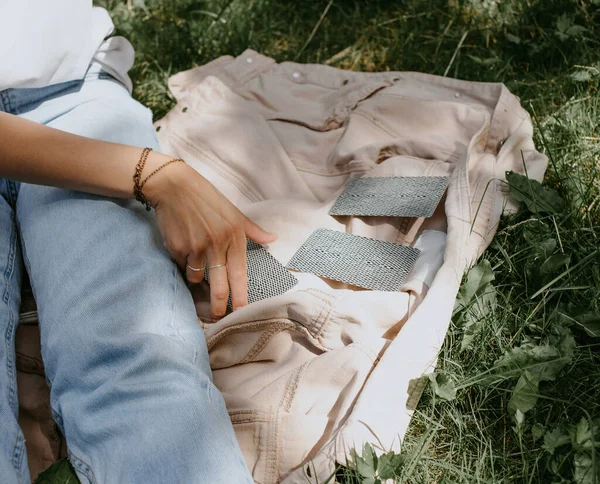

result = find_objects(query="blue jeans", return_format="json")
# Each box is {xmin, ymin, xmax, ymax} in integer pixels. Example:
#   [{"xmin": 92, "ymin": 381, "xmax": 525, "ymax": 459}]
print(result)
[{"xmin": 0, "ymin": 65, "xmax": 253, "ymax": 483}]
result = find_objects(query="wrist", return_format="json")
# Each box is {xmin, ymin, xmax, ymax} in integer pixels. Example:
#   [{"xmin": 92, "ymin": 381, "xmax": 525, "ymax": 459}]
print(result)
[{"xmin": 140, "ymin": 151, "xmax": 189, "ymax": 208}]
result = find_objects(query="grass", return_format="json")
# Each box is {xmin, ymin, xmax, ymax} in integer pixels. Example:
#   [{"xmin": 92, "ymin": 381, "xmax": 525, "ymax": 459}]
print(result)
[{"xmin": 43, "ymin": 0, "xmax": 600, "ymax": 482}]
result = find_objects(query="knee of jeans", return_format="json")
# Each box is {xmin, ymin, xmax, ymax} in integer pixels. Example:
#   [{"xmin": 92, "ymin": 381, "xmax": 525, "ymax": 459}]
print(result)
[{"xmin": 46, "ymin": 330, "xmax": 213, "ymax": 392}]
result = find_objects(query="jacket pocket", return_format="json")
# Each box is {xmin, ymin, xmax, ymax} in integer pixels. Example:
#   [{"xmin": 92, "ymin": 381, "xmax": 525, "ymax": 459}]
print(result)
[{"xmin": 265, "ymin": 78, "xmax": 393, "ymax": 132}]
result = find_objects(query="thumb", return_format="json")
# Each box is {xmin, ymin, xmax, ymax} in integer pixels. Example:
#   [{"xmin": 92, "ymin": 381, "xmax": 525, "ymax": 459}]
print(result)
[{"xmin": 243, "ymin": 216, "xmax": 277, "ymax": 245}]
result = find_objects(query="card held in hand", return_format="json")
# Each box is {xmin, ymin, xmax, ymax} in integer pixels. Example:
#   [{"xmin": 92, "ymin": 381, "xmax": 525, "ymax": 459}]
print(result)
[
  {"xmin": 206, "ymin": 240, "xmax": 298, "ymax": 306},
  {"xmin": 329, "ymin": 176, "xmax": 450, "ymax": 218},
  {"xmin": 286, "ymin": 229, "xmax": 420, "ymax": 291}
]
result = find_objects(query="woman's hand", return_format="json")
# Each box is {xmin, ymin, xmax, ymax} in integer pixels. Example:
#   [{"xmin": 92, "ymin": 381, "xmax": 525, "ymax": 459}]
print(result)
[
  {"xmin": 0, "ymin": 113, "xmax": 263, "ymax": 319},
  {"xmin": 143, "ymin": 153, "xmax": 277, "ymax": 320}
]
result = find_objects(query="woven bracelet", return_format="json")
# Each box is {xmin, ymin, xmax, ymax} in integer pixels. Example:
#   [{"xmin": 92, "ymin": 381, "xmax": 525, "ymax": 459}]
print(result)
[{"xmin": 133, "ymin": 147, "xmax": 185, "ymax": 211}]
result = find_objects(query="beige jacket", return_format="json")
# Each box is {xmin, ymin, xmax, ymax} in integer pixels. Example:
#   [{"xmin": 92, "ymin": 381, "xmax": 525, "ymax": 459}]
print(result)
[
  {"xmin": 153, "ymin": 50, "xmax": 548, "ymax": 483},
  {"xmin": 16, "ymin": 50, "xmax": 547, "ymax": 483}
]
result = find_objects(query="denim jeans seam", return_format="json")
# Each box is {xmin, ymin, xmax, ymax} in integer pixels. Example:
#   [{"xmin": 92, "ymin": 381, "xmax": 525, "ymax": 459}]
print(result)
[
  {"xmin": 0, "ymin": 89, "xmax": 14, "ymax": 114},
  {"xmin": 2, "ymin": 199, "xmax": 25, "ymax": 474},
  {"xmin": 68, "ymin": 450, "xmax": 97, "ymax": 484},
  {"xmin": 5, "ymin": 90, "xmax": 15, "ymax": 114},
  {"xmin": 11, "ymin": 432, "xmax": 26, "ymax": 477},
  {"xmin": 51, "ymin": 407, "xmax": 65, "ymax": 434},
  {"xmin": 2, "ymin": 202, "xmax": 18, "ymax": 415},
  {"xmin": 2, "ymin": 219, "xmax": 16, "ymax": 307},
  {"xmin": 0, "ymin": 90, "xmax": 8, "ymax": 112}
]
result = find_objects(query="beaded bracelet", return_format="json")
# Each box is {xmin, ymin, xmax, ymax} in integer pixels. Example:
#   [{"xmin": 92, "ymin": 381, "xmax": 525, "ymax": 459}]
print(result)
[{"xmin": 133, "ymin": 148, "xmax": 185, "ymax": 211}]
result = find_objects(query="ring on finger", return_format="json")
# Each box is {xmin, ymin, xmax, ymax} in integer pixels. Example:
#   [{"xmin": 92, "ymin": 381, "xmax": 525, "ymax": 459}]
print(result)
[
  {"xmin": 207, "ymin": 263, "xmax": 227, "ymax": 270},
  {"xmin": 187, "ymin": 263, "xmax": 205, "ymax": 272}
]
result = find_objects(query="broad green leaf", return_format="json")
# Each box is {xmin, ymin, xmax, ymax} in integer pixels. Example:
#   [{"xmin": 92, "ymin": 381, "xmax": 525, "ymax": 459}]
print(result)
[
  {"xmin": 467, "ymin": 54, "xmax": 501, "ymax": 66},
  {"xmin": 555, "ymin": 331, "xmax": 576, "ymax": 361},
  {"xmin": 506, "ymin": 171, "xmax": 565, "ymax": 215},
  {"xmin": 508, "ymin": 370, "xmax": 540, "ymax": 415},
  {"xmin": 555, "ymin": 14, "xmax": 586, "ymax": 40},
  {"xmin": 571, "ymin": 418, "xmax": 600, "ymax": 451},
  {"xmin": 571, "ymin": 70, "xmax": 593, "ymax": 82},
  {"xmin": 522, "ymin": 220, "xmax": 551, "ymax": 245},
  {"xmin": 505, "ymin": 33, "xmax": 521, "ymax": 44},
  {"xmin": 35, "ymin": 459, "xmax": 78, "ymax": 484},
  {"xmin": 570, "ymin": 311, "xmax": 600, "ymax": 338},
  {"xmin": 573, "ymin": 452, "xmax": 598, "ymax": 484},
  {"xmin": 494, "ymin": 332, "xmax": 575, "ymax": 382},
  {"xmin": 555, "ymin": 13, "xmax": 571, "ymax": 34},
  {"xmin": 429, "ymin": 372, "xmax": 457, "ymax": 401},
  {"xmin": 532, "ymin": 423, "xmax": 545, "ymax": 442},
  {"xmin": 461, "ymin": 284, "xmax": 497, "ymax": 351},
  {"xmin": 538, "ymin": 238, "xmax": 558, "ymax": 256},
  {"xmin": 377, "ymin": 452, "xmax": 405, "ymax": 480},
  {"xmin": 540, "ymin": 254, "xmax": 571, "ymax": 282},
  {"xmin": 543, "ymin": 428, "xmax": 571, "ymax": 455},
  {"xmin": 355, "ymin": 443, "xmax": 377, "ymax": 478},
  {"xmin": 566, "ymin": 25, "xmax": 587, "ymax": 37},
  {"xmin": 454, "ymin": 259, "xmax": 495, "ymax": 313}
]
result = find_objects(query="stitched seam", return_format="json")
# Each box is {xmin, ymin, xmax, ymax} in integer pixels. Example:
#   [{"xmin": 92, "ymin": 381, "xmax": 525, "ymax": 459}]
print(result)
[
  {"xmin": 2, "ymin": 212, "xmax": 17, "ymax": 306},
  {"xmin": 68, "ymin": 451, "xmax": 97, "ymax": 484},
  {"xmin": 290, "ymin": 158, "xmax": 370, "ymax": 176},
  {"xmin": 312, "ymin": 292, "xmax": 338, "ymax": 340},
  {"xmin": 207, "ymin": 319, "xmax": 330, "ymax": 353},
  {"xmin": 207, "ymin": 320, "xmax": 295, "ymax": 349},
  {"xmin": 3, "ymin": 210, "xmax": 19, "ymax": 427},
  {"xmin": 6, "ymin": 91, "xmax": 14, "ymax": 113},
  {"xmin": 229, "ymin": 409, "xmax": 263, "ymax": 417},
  {"xmin": 12, "ymin": 433, "xmax": 25, "ymax": 476},
  {"xmin": 265, "ymin": 406, "xmax": 280, "ymax": 483},
  {"xmin": 238, "ymin": 325, "xmax": 286, "ymax": 364},
  {"xmin": 2, "ymin": 89, "xmax": 15, "ymax": 114},
  {"xmin": 172, "ymin": 132, "xmax": 262, "ymax": 202},
  {"xmin": 280, "ymin": 361, "xmax": 310, "ymax": 413},
  {"xmin": 230, "ymin": 413, "xmax": 271, "ymax": 424},
  {"xmin": 0, "ymin": 90, "xmax": 8, "ymax": 112},
  {"xmin": 51, "ymin": 408, "xmax": 65, "ymax": 435}
]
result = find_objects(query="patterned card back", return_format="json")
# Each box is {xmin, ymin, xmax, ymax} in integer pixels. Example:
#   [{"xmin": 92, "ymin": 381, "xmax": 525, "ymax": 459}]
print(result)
[
  {"xmin": 286, "ymin": 229, "xmax": 420, "ymax": 291},
  {"xmin": 329, "ymin": 176, "xmax": 450, "ymax": 218},
  {"xmin": 206, "ymin": 240, "xmax": 298, "ymax": 305}
]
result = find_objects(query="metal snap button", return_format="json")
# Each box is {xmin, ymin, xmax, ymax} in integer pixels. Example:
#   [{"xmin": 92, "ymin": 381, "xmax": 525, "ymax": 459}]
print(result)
[{"xmin": 292, "ymin": 72, "xmax": 301, "ymax": 79}]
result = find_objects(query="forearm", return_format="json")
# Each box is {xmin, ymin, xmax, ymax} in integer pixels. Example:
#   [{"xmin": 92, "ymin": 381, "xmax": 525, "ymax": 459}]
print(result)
[{"xmin": 0, "ymin": 111, "xmax": 171, "ymax": 199}]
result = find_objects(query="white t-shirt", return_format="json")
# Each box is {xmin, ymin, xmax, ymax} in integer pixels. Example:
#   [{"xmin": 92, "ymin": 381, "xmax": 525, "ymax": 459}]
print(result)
[{"xmin": 0, "ymin": 2, "xmax": 134, "ymax": 92}]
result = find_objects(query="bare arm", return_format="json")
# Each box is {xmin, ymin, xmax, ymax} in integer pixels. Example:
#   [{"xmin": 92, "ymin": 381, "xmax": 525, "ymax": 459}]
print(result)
[
  {"xmin": 0, "ymin": 111, "xmax": 168, "ymax": 198},
  {"xmin": 0, "ymin": 111, "xmax": 276, "ymax": 318}
]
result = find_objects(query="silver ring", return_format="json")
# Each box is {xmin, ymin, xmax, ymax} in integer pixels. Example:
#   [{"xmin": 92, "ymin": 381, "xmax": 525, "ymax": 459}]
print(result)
[
  {"xmin": 207, "ymin": 263, "xmax": 227, "ymax": 270},
  {"xmin": 187, "ymin": 264, "xmax": 205, "ymax": 272}
]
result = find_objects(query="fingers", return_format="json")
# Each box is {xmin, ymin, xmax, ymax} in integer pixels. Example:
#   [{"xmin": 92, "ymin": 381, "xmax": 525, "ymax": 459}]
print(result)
[
  {"xmin": 243, "ymin": 216, "xmax": 277, "ymax": 245},
  {"xmin": 185, "ymin": 255, "xmax": 206, "ymax": 284},
  {"xmin": 205, "ymin": 247, "xmax": 230, "ymax": 321},
  {"xmin": 226, "ymin": 234, "xmax": 249, "ymax": 311}
]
